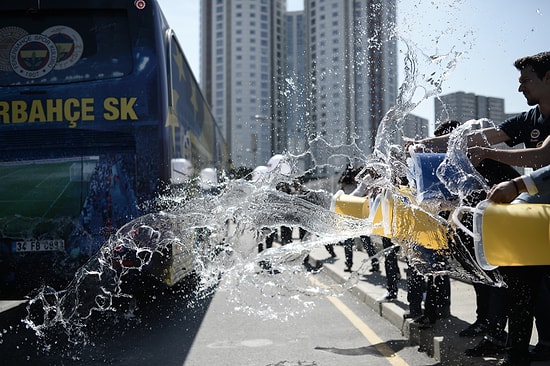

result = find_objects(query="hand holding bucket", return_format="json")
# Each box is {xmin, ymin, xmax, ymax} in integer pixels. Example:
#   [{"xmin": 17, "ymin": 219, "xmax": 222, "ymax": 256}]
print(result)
[{"xmin": 453, "ymin": 200, "xmax": 550, "ymax": 269}]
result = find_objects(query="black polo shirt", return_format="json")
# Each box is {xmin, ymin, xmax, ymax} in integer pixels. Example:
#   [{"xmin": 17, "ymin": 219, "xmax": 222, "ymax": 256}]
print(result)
[{"xmin": 499, "ymin": 106, "xmax": 550, "ymax": 148}]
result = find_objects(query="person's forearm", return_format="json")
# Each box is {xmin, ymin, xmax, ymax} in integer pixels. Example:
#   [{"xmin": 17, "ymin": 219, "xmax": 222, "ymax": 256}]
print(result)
[
  {"xmin": 511, "ymin": 177, "xmax": 527, "ymax": 194},
  {"xmin": 416, "ymin": 135, "xmax": 449, "ymax": 152},
  {"xmin": 476, "ymin": 147, "xmax": 550, "ymax": 169},
  {"xmin": 487, "ymin": 177, "xmax": 527, "ymax": 203}
]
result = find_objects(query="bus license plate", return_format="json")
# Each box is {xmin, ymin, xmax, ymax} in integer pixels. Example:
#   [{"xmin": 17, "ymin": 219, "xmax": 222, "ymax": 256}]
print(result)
[{"xmin": 13, "ymin": 240, "xmax": 65, "ymax": 253}]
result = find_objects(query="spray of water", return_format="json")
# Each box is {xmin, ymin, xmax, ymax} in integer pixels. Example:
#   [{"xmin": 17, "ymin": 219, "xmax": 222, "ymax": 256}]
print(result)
[{"xmin": 13, "ymin": 0, "xmax": 506, "ymax": 353}]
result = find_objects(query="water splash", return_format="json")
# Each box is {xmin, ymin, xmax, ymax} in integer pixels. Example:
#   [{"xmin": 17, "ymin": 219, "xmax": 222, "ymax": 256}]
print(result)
[{"xmin": 14, "ymin": 0, "xmax": 505, "ymax": 354}]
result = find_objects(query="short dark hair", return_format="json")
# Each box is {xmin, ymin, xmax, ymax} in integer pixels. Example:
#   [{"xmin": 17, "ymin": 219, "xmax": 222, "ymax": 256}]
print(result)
[
  {"xmin": 434, "ymin": 119, "xmax": 460, "ymax": 137},
  {"xmin": 514, "ymin": 51, "xmax": 550, "ymax": 79}
]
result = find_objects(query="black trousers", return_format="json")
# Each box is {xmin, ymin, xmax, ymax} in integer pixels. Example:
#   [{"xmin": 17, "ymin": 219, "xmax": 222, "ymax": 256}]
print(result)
[
  {"xmin": 382, "ymin": 237, "xmax": 399, "ymax": 295},
  {"xmin": 500, "ymin": 265, "xmax": 549, "ymax": 359}
]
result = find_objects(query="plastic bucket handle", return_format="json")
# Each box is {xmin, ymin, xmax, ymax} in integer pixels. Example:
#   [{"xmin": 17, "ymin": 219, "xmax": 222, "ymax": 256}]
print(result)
[
  {"xmin": 330, "ymin": 190, "xmax": 344, "ymax": 212},
  {"xmin": 451, "ymin": 206, "xmax": 476, "ymax": 238},
  {"xmin": 452, "ymin": 201, "xmax": 498, "ymax": 271}
]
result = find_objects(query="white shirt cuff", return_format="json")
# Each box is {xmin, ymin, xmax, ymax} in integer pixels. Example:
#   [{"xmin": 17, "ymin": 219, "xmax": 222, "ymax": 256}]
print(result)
[{"xmin": 522, "ymin": 174, "xmax": 538, "ymax": 195}]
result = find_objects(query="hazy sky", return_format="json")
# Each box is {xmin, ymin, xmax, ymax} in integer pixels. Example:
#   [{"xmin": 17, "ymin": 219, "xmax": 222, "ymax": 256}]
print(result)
[{"xmin": 156, "ymin": 0, "xmax": 549, "ymax": 125}]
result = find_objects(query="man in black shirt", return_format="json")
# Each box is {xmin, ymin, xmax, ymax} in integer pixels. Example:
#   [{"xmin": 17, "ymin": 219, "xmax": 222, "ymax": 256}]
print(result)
[{"xmin": 413, "ymin": 51, "xmax": 550, "ymax": 366}]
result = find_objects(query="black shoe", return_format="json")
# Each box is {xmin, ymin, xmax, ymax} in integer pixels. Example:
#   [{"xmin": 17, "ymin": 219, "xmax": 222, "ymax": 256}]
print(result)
[
  {"xmin": 465, "ymin": 338, "xmax": 506, "ymax": 357},
  {"xmin": 413, "ymin": 315, "xmax": 435, "ymax": 329},
  {"xmin": 344, "ymin": 265, "xmax": 353, "ymax": 272},
  {"xmin": 530, "ymin": 343, "xmax": 550, "ymax": 361},
  {"xmin": 376, "ymin": 292, "xmax": 397, "ymax": 302},
  {"xmin": 459, "ymin": 321, "xmax": 488, "ymax": 337},
  {"xmin": 325, "ymin": 246, "xmax": 336, "ymax": 257},
  {"xmin": 498, "ymin": 354, "xmax": 531, "ymax": 366}
]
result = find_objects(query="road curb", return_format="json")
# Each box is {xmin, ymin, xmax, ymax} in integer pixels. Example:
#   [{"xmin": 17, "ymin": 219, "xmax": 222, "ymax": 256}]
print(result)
[
  {"xmin": 0, "ymin": 300, "xmax": 27, "ymax": 326},
  {"xmin": 306, "ymin": 244, "xmax": 504, "ymax": 366}
]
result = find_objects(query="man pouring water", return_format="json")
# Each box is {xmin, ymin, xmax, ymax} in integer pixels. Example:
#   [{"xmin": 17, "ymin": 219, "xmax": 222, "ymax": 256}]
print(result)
[{"xmin": 409, "ymin": 51, "xmax": 550, "ymax": 366}]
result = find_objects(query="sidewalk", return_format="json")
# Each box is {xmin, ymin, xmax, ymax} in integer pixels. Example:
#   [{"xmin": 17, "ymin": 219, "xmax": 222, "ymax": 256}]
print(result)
[
  {"xmin": 0, "ymin": 299, "xmax": 27, "ymax": 327},
  {"xmin": 305, "ymin": 239, "xmax": 543, "ymax": 366}
]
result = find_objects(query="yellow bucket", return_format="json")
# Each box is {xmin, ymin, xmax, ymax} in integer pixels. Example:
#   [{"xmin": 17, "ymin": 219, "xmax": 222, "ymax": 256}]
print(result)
[
  {"xmin": 370, "ymin": 194, "xmax": 386, "ymax": 237},
  {"xmin": 333, "ymin": 193, "xmax": 370, "ymax": 218},
  {"xmin": 455, "ymin": 200, "xmax": 550, "ymax": 269},
  {"xmin": 332, "ymin": 188, "xmax": 449, "ymax": 250},
  {"xmin": 370, "ymin": 188, "xmax": 448, "ymax": 250},
  {"xmin": 391, "ymin": 189, "xmax": 449, "ymax": 250}
]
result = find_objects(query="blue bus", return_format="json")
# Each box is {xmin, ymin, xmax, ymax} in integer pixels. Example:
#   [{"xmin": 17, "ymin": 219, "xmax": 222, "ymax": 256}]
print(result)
[{"xmin": 0, "ymin": 0, "xmax": 227, "ymax": 296}]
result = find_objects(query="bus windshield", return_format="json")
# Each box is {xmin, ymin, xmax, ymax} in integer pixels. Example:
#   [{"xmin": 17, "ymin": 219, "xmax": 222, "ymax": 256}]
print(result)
[{"xmin": 0, "ymin": 9, "xmax": 133, "ymax": 86}]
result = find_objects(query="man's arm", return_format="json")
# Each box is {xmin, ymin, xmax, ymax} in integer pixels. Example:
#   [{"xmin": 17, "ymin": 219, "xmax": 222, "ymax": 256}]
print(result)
[
  {"xmin": 412, "ymin": 126, "xmax": 508, "ymax": 153},
  {"xmin": 465, "ymin": 126, "xmax": 510, "ymax": 147},
  {"xmin": 469, "ymin": 135, "xmax": 550, "ymax": 169},
  {"xmin": 410, "ymin": 134, "xmax": 449, "ymax": 152},
  {"xmin": 487, "ymin": 178, "xmax": 526, "ymax": 203},
  {"xmin": 487, "ymin": 163, "xmax": 550, "ymax": 203},
  {"xmin": 528, "ymin": 164, "xmax": 550, "ymax": 195}
]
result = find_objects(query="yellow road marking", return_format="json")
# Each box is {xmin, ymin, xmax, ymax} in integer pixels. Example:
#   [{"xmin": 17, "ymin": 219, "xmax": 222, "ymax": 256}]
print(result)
[{"xmin": 310, "ymin": 276, "xmax": 410, "ymax": 366}]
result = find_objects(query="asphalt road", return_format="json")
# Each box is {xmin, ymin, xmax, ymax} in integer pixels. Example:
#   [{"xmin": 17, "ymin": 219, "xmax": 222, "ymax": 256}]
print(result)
[{"xmin": 0, "ymin": 269, "xmax": 437, "ymax": 366}]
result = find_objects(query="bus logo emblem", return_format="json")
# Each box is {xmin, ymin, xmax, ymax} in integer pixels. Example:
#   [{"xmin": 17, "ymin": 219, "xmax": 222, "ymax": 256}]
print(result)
[
  {"xmin": 0, "ymin": 26, "xmax": 28, "ymax": 72},
  {"xmin": 10, "ymin": 34, "xmax": 58, "ymax": 79},
  {"xmin": 42, "ymin": 26, "xmax": 84, "ymax": 70}
]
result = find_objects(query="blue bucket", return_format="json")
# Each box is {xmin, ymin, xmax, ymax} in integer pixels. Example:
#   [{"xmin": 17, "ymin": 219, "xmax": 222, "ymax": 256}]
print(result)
[{"xmin": 409, "ymin": 153, "xmax": 455, "ymax": 202}]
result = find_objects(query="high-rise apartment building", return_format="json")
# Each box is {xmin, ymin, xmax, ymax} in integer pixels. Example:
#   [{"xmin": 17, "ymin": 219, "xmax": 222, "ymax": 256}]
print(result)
[
  {"xmin": 285, "ymin": 11, "xmax": 307, "ymax": 163},
  {"xmin": 200, "ymin": 0, "xmax": 286, "ymax": 168},
  {"xmin": 434, "ymin": 91, "xmax": 506, "ymax": 124},
  {"xmin": 201, "ymin": 0, "xmax": 398, "ymax": 169},
  {"xmin": 302, "ymin": 0, "xmax": 398, "ymax": 170},
  {"xmin": 434, "ymin": 91, "xmax": 521, "ymax": 154},
  {"xmin": 399, "ymin": 114, "xmax": 429, "ymax": 143}
]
